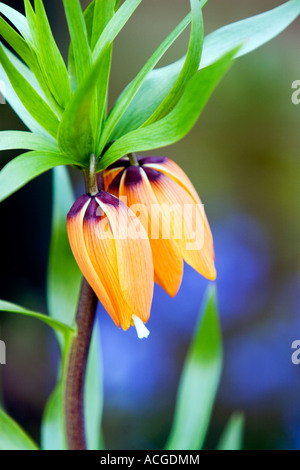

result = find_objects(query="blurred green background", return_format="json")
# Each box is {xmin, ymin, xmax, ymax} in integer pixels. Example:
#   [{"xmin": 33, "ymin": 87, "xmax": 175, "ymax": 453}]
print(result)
[{"xmin": 0, "ymin": 0, "xmax": 300, "ymax": 450}]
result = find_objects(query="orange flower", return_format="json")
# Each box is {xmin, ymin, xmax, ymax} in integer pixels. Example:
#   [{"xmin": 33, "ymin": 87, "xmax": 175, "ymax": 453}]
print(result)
[
  {"xmin": 67, "ymin": 191, "xmax": 154, "ymax": 337},
  {"xmin": 104, "ymin": 156, "xmax": 216, "ymax": 297}
]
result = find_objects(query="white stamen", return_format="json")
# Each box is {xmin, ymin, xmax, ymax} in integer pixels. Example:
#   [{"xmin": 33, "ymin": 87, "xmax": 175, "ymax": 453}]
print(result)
[{"xmin": 132, "ymin": 315, "xmax": 150, "ymax": 339}]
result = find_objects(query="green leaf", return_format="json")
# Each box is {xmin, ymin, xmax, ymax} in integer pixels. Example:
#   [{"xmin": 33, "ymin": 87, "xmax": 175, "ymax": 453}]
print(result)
[
  {"xmin": 0, "ymin": 131, "xmax": 58, "ymax": 152},
  {"xmin": 91, "ymin": 0, "xmax": 116, "ymax": 50},
  {"xmin": 34, "ymin": 0, "xmax": 71, "ymax": 108},
  {"xmin": 0, "ymin": 300, "xmax": 74, "ymax": 336},
  {"xmin": 92, "ymin": 0, "xmax": 143, "ymax": 63},
  {"xmin": 41, "ymin": 384, "xmax": 67, "ymax": 450},
  {"xmin": 0, "ymin": 61, "xmax": 47, "ymax": 135},
  {"xmin": 165, "ymin": 285, "xmax": 222, "ymax": 451},
  {"xmin": 100, "ymin": 48, "xmax": 236, "ymax": 169},
  {"xmin": 0, "ymin": 151, "xmax": 80, "ymax": 202},
  {"xmin": 85, "ymin": 322, "xmax": 103, "ymax": 450},
  {"xmin": 217, "ymin": 413, "xmax": 245, "ymax": 451},
  {"xmin": 60, "ymin": 0, "xmax": 145, "ymax": 163},
  {"xmin": 113, "ymin": 0, "xmax": 300, "ymax": 137},
  {"xmin": 0, "ymin": 22, "xmax": 60, "ymax": 112},
  {"xmin": 0, "ymin": 44, "xmax": 60, "ymax": 138},
  {"xmin": 201, "ymin": 0, "xmax": 300, "ymax": 68},
  {"xmin": 1, "ymin": 44, "xmax": 63, "ymax": 117},
  {"xmin": 144, "ymin": 0, "xmax": 204, "ymax": 125},
  {"xmin": 0, "ymin": 2, "xmax": 32, "ymax": 44},
  {"xmin": 2, "ymin": 44, "xmax": 45, "ymax": 99},
  {"xmin": 24, "ymin": 0, "xmax": 39, "ymax": 50},
  {"xmin": 63, "ymin": 0, "xmax": 92, "ymax": 86},
  {"xmin": 57, "ymin": 73, "xmax": 97, "ymax": 164},
  {"xmin": 47, "ymin": 167, "xmax": 81, "ymax": 327},
  {"xmin": 91, "ymin": 0, "xmax": 115, "ymax": 142},
  {"xmin": 0, "ymin": 16, "xmax": 39, "ymax": 73},
  {"xmin": 83, "ymin": 0, "xmax": 96, "ymax": 46},
  {"xmin": 94, "ymin": 46, "xmax": 113, "ymax": 142},
  {"xmin": 90, "ymin": 0, "xmax": 143, "ymax": 149},
  {"xmin": 98, "ymin": 11, "xmax": 191, "ymax": 153},
  {"xmin": 0, "ymin": 408, "xmax": 38, "ymax": 450},
  {"xmin": 60, "ymin": 2, "xmax": 110, "ymax": 163},
  {"xmin": 67, "ymin": 0, "xmax": 96, "ymax": 93}
]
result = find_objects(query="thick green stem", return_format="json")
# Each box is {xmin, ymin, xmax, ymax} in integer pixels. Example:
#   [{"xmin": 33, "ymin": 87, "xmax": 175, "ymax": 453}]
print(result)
[
  {"xmin": 84, "ymin": 154, "xmax": 98, "ymax": 195},
  {"xmin": 128, "ymin": 152, "xmax": 139, "ymax": 166}
]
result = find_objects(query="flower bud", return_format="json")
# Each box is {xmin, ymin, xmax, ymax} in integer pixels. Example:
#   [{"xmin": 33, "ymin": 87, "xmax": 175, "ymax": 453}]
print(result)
[
  {"xmin": 67, "ymin": 191, "xmax": 154, "ymax": 336},
  {"xmin": 104, "ymin": 156, "xmax": 216, "ymax": 297}
]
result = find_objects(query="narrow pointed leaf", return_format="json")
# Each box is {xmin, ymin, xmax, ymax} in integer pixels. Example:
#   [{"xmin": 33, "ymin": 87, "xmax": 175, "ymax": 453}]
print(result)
[
  {"xmin": 144, "ymin": 0, "xmax": 204, "ymax": 125},
  {"xmin": 0, "ymin": 44, "xmax": 59, "ymax": 137},
  {"xmin": 1, "ymin": 44, "xmax": 63, "ymax": 115},
  {"xmin": 99, "ymin": 12, "xmax": 191, "ymax": 152},
  {"xmin": 24, "ymin": 0, "xmax": 39, "ymax": 50},
  {"xmin": 0, "ymin": 131, "xmax": 58, "ymax": 152},
  {"xmin": 63, "ymin": 0, "xmax": 92, "ymax": 85},
  {"xmin": 165, "ymin": 286, "xmax": 222, "ymax": 451},
  {"xmin": 91, "ymin": 0, "xmax": 115, "ymax": 50},
  {"xmin": 113, "ymin": 0, "xmax": 300, "ymax": 137},
  {"xmin": 217, "ymin": 413, "xmax": 245, "ymax": 451},
  {"xmin": 67, "ymin": 0, "xmax": 95, "ymax": 93},
  {"xmin": 34, "ymin": 0, "xmax": 71, "ymax": 108},
  {"xmin": 2, "ymin": 44, "xmax": 45, "ymax": 100},
  {"xmin": 84, "ymin": 0, "xmax": 96, "ymax": 46},
  {"xmin": 91, "ymin": 0, "xmax": 115, "ymax": 142},
  {"xmin": 0, "ymin": 300, "xmax": 74, "ymax": 335},
  {"xmin": 60, "ymin": 0, "xmax": 145, "ymax": 162},
  {"xmin": 57, "ymin": 73, "xmax": 97, "ymax": 163},
  {"xmin": 0, "ymin": 2, "xmax": 32, "ymax": 43},
  {"xmin": 0, "ymin": 16, "xmax": 38, "ymax": 72},
  {"xmin": 90, "ymin": 0, "xmax": 143, "ymax": 147},
  {"xmin": 0, "ymin": 409, "xmax": 38, "ymax": 450},
  {"xmin": 0, "ymin": 151, "xmax": 79, "ymax": 202},
  {"xmin": 201, "ymin": 0, "xmax": 300, "ymax": 68},
  {"xmin": 92, "ymin": 0, "xmax": 143, "ymax": 62},
  {"xmin": 101, "ymin": 48, "xmax": 236, "ymax": 169},
  {"xmin": 0, "ymin": 61, "xmax": 48, "ymax": 136},
  {"xmin": 95, "ymin": 47, "xmax": 113, "ymax": 142}
]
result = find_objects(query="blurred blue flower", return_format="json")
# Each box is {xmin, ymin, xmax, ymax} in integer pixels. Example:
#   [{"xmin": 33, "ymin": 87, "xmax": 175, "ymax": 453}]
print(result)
[
  {"xmin": 214, "ymin": 213, "xmax": 272, "ymax": 325},
  {"xmin": 221, "ymin": 276, "xmax": 300, "ymax": 412}
]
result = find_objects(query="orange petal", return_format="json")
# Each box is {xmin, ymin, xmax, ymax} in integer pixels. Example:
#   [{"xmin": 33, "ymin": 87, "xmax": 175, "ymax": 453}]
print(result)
[
  {"xmin": 103, "ymin": 157, "xmax": 130, "ymax": 192},
  {"xmin": 82, "ymin": 198, "xmax": 135, "ymax": 329},
  {"xmin": 95, "ymin": 192, "xmax": 154, "ymax": 326},
  {"xmin": 143, "ymin": 157, "xmax": 201, "ymax": 203},
  {"xmin": 119, "ymin": 166, "xmax": 184, "ymax": 297},
  {"xmin": 143, "ymin": 157, "xmax": 215, "ymax": 256},
  {"xmin": 67, "ymin": 195, "xmax": 118, "ymax": 326},
  {"xmin": 147, "ymin": 170, "xmax": 217, "ymax": 281},
  {"xmin": 103, "ymin": 167, "xmax": 124, "ymax": 195}
]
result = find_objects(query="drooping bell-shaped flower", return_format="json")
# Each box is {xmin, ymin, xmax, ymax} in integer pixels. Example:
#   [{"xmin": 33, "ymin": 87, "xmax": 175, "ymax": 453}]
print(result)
[
  {"xmin": 104, "ymin": 156, "xmax": 216, "ymax": 297},
  {"xmin": 67, "ymin": 191, "xmax": 154, "ymax": 337}
]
